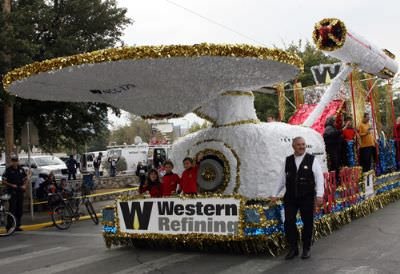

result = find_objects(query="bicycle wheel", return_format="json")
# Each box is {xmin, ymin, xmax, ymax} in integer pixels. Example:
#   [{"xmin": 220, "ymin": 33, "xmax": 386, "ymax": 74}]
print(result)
[
  {"xmin": 52, "ymin": 205, "xmax": 73, "ymax": 230},
  {"xmin": 85, "ymin": 200, "xmax": 99, "ymax": 225},
  {"xmin": 0, "ymin": 211, "xmax": 16, "ymax": 236}
]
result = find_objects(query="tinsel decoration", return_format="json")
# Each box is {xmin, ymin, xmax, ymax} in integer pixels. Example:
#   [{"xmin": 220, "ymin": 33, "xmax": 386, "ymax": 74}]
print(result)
[
  {"xmin": 276, "ymin": 83, "xmax": 286, "ymax": 121},
  {"xmin": 293, "ymin": 82, "xmax": 304, "ymax": 109},
  {"xmin": 350, "ymin": 71, "xmax": 367, "ymax": 128},
  {"xmin": 377, "ymin": 139, "xmax": 397, "ymax": 174},
  {"xmin": 3, "ymin": 43, "xmax": 304, "ymax": 89},
  {"xmin": 385, "ymin": 82, "xmax": 394, "ymax": 139},
  {"xmin": 346, "ymin": 140, "xmax": 356, "ymax": 167},
  {"xmin": 369, "ymin": 77, "xmax": 382, "ymax": 135}
]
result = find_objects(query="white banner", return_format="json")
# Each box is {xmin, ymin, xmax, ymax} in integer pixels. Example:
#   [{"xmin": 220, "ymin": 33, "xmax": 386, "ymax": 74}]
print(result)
[{"xmin": 117, "ymin": 197, "xmax": 241, "ymax": 236}]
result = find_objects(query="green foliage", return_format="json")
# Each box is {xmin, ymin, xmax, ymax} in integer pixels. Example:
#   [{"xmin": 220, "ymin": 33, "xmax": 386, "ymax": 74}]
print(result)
[
  {"xmin": 254, "ymin": 40, "xmax": 338, "ymax": 122},
  {"xmin": 110, "ymin": 117, "xmax": 152, "ymax": 145},
  {"xmin": 188, "ymin": 121, "xmax": 209, "ymax": 134},
  {"xmin": 0, "ymin": 0, "xmax": 132, "ymax": 152}
]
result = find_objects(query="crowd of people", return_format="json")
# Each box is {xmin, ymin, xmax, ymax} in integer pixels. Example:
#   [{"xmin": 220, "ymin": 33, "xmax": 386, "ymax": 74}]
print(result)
[
  {"xmin": 323, "ymin": 112, "xmax": 377, "ymax": 178},
  {"xmin": 137, "ymin": 153, "xmax": 203, "ymax": 197}
]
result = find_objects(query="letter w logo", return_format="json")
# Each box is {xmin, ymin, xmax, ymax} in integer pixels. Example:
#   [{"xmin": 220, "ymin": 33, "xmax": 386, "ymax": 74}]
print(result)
[
  {"xmin": 120, "ymin": 202, "xmax": 153, "ymax": 230},
  {"xmin": 311, "ymin": 63, "xmax": 342, "ymax": 84}
]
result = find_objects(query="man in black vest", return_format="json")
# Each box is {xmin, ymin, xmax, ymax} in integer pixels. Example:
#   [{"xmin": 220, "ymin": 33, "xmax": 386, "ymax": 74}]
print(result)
[{"xmin": 271, "ymin": 136, "xmax": 324, "ymax": 260}]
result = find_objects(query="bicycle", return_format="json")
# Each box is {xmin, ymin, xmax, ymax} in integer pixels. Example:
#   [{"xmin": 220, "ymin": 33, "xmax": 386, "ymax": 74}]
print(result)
[
  {"xmin": 0, "ymin": 193, "xmax": 17, "ymax": 236},
  {"xmin": 49, "ymin": 186, "xmax": 99, "ymax": 230}
]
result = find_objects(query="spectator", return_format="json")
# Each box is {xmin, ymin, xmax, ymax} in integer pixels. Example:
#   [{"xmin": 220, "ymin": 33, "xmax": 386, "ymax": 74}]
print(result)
[
  {"xmin": 323, "ymin": 116, "xmax": 344, "ymax": 179},
  {"xmin": 93, "ymin": 152, "xmax": 103, "ymax": 178},
  {"xmin": 108, "ymin": 156, "xmax": 119, "ymax": 177},
  {"xmin": 66, "ymin": 155, "xmax": 78, "ymax": 180},
  {"xmin": 135, "ymin": 161, "xmax": 148, "ymax": 189},
  {"xmin": 58, "ymin": 178, "xmax": 73, "ymax": 198},
  {"xmin": 178, "ymin": 153, "xmax": 203, "ymax": 195},
  {"xmin": 394, "ymin": 117, "xmax": 400, "ymax": 163},
  {"xmin": 266, "ymin": 115, "xmax": 275, "ymax": 122},
  {"xmin": 139, "ymin": 169, "xmax": 162, "ymax": 197},
  {"xmin": 161, "ymin": 160, "xmax": 180, "ymax": 196},
  {"xmin": 270, "ymin": 137, "xmax": 324, "ymax": 260},
  {"xmin": 37, "ymin": 172, "xmax": 56, "ymax": 199},
  {"xmin": 1, "ymin": 155, "xmax": 28, "ymax": 231},
  {"xmin": 358, "ymin": 113, "xmax": 376, "ymax": 172}
]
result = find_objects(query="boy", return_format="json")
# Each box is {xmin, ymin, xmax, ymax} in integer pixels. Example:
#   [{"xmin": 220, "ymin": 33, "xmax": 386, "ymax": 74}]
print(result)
[
  {"xmin": 178, "ymin": 153, "xmax": 203, "ymax": 195},
  {"xmin": 161, "ymin": 160, "xmax": 180, "ymax": 196}
]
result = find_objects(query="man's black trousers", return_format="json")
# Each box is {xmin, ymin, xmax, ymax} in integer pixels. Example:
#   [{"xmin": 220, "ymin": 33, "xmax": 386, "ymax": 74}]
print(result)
[
  {"xmin": 284, "ymin": 197, "xmax": 315, "ymax": 250},
  {"xmin": 8, "ymin": 191, "xmax": 24, "ymax": 228}
]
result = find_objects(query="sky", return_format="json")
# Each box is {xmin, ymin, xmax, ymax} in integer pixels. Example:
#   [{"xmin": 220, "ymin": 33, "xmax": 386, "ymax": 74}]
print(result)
[{"xmin": 110, "ymin": 0, "xmax": 400, "ymax": 128}]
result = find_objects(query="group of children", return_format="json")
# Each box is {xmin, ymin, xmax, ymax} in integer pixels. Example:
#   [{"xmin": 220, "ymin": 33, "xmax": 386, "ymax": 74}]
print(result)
[{"xmin": 138, "ymin": 154, "xmax": 202, "ymax": 197}]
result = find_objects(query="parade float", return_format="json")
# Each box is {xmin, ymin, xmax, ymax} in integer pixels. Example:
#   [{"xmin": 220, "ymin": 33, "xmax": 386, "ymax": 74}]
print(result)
[{"xmin": 3, "ymin": 18, "xmax": 400, "ymax": 255}]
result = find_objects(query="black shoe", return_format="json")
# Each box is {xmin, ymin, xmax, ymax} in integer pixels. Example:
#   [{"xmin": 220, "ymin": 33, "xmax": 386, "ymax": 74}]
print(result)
[
  {"xmin": 285, "ymin": 249, "xmax": 299, "ymax": 260},
  {"xmin": 301, "ymin": 249, "xmax": 311, "ymax": 259},
  {"xmin": 15, "ymin": 227, "xmax": 23, "ymax": 232}
]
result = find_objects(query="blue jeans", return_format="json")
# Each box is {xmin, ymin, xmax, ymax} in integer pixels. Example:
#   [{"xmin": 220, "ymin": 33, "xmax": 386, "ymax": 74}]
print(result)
[{"xmin": 94, "ymin": 168, "xmax": 100, "ymax": 178}]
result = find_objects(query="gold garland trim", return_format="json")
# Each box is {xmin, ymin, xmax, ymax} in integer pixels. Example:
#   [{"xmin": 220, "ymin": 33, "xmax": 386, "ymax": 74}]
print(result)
[
  {"xmin": 213, "ymin": 119, "xmax": 260, "ymax": 128},
  {"xmin": 220, "ymin": 91, "xmax": 254, "ymax": 97},
  {"xmin": 194, "ymin": 139, "xmax": 241, "ymax": 194},
  {"xmin": 195, "ymin": 149, "xmax": 231, "ymax": 194},
  {"xmin": 193, "ymin": 107, "xmax": 217, "ymax": 126},
  {"xmin": 3, "ymin": 43, "xmax": 303, "ymax": 89}
]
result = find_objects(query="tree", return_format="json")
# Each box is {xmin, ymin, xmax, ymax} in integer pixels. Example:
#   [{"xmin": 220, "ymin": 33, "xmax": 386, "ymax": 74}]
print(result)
[
  {"xmin": 109, "ymin": 117, "xmax": 152, "ymax": 145},
  {"xmin": 0, "ymin": 0, "xmax": 132, "ymax": 152},
  {"xmin": 188, "ymin": 121, "xmax": 209, "ymax": 134},
  {"xmin": 254, "ymin": 40, "xmax": 338, "ymax": 121}
]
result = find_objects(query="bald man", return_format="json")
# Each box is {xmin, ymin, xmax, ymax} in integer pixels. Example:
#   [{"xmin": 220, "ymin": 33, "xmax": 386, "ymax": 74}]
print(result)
[{"xmin": 271, "ymin": 136, "xmax": 324, "ymax": 260}]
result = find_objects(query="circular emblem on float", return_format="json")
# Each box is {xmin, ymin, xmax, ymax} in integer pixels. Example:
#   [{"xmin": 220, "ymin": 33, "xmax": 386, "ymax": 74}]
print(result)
[{"xmin": 197, "ymin": 157, "xmax": 226, "ymax": 192}]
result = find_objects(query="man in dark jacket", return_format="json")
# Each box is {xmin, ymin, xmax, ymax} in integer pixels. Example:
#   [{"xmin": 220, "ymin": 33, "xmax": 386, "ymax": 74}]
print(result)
[
  {"xmin": 323, "ymin": 116, "xmax": 344, "ymax": 181},
  {"xmin": 66, "ymin": 155, "xmax": 78, "ymax": 180},
  {"xmin": 135, "ymin": 161, "xmax": 148, "ymax": 188},
  {"xmin": 2, "ymin": 156, "xmax": 28, "ymax": 231},
  {"xmin": 271, "ymin": 137, "xmax": 324, "ymax": 260}
]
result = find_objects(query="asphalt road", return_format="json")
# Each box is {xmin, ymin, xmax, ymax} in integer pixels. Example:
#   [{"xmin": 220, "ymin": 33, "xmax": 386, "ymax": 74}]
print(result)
[{"xmin": 1, "ymin": 201, "xmax": 400, "ymax": 274}]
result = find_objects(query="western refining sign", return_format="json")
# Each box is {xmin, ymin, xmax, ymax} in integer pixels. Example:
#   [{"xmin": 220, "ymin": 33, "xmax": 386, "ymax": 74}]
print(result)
[{"xmin": 117, "ymin": 197, "xmax": 241, "ymax": 236}]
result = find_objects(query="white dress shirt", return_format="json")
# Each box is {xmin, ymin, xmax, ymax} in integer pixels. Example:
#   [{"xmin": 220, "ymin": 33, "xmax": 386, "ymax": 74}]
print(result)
[{"xmin": 273, "ymin": 153, "xmax": 324, "ymax": 198}]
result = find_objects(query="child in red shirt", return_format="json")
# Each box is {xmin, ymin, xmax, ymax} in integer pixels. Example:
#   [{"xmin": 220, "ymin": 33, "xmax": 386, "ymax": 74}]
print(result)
[
  {"xmin": 342, "ymin": 117, "xmax": 357, "ymax": 141},
  {"xmin": 161, "ymin": 160, "xmax": 180, "ymax": 196},
  {"xmin": 178, "ymin": 153, "xmax": 203, "ymax": 195},
  {"xmin": 139, "ymin": 169, "xmax": 162, "ymax": 197}
]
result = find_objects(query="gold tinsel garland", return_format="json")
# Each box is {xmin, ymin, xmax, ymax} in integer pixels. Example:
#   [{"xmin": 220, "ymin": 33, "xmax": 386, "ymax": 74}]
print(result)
[
  {"xmin": 313, "ymin": 18, "xmax": 347, "ymax": 52},
  {"xmin": 194, "ymin": 139, "xmax": 241, "ymax": 193},
  {"xmin": 275, "ymin": 83, "xmax": 286, "ymax": 121},
  {"xmin": 3, "ymin": 43, "xmax": 303, "ymax": 89}
]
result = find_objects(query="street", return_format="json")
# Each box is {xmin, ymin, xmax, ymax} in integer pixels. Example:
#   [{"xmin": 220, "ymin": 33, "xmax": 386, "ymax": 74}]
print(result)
[{"xmin": 0, "ymin": 201, "xmax": 399, "ymax": 274}]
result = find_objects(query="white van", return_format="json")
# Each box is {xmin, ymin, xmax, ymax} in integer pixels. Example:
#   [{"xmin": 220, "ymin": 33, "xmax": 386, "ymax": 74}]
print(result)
[
  {"xmin": 80, "ymin": 151, "xmax": 107, "ymax": 175},
  {"xmin": 106, "ymin": 144, "xmax": 171, "ymax": 174}
]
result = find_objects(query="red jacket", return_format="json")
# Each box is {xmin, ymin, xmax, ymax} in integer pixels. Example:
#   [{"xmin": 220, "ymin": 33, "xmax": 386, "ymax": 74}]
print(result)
[
  {"xmin": 139, "ymin": 182, "xmax": 162, "ymax": 198},
  {"xmin": 161, "ymin": 172, "xmax": 180, "ymax": 196},
  {"xmin": 343, "ymin": 128, "xmax": 356, "ymax": 141},
  {"xmin": 179, "ymin": 166, "xmax": 199, "ymax": 194}
]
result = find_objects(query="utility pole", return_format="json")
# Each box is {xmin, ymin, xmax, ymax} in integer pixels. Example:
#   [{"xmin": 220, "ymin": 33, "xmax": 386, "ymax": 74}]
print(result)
[{"xmin": 2, "ymin": 0, "xmax": 15, "ymax": 166}]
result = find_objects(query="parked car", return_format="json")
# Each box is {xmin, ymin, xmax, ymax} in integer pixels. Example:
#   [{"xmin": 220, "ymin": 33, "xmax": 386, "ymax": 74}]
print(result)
[
  {"xmin": 18, "ymin": 155, "xmax": 68, "ymax": 182},
  {"xmin": 0, "ymin": 164, "xmax": 5, "ymax": 184}
]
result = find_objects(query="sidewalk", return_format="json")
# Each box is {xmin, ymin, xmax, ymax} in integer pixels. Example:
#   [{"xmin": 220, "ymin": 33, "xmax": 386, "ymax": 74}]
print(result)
[{"xmin": 20, "ymin": 187, "xmax": 137, "ymax": 230}]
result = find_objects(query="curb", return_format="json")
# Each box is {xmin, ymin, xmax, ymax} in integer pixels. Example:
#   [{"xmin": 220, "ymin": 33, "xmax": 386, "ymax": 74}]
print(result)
[{"xmin": 20, "ymin": 213, "xmax": 102, "ymax": 231}]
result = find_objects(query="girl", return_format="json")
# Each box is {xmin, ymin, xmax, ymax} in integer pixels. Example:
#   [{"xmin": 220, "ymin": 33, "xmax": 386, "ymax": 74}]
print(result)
[{"xmin": 139, "ymin": 169, "xmax": 162, "ymax": 197}]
